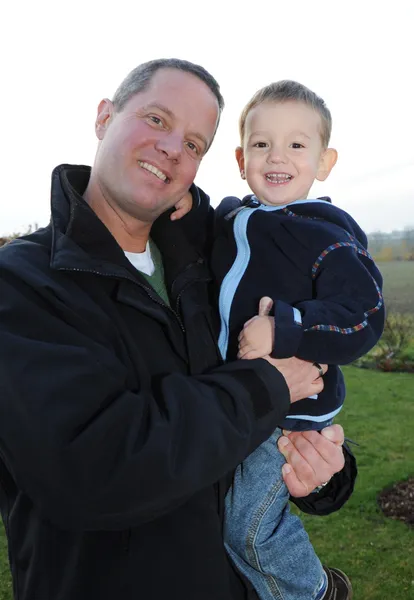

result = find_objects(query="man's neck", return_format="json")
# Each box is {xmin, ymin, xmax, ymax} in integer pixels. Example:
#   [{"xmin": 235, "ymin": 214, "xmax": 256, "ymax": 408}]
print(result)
[{"xmin": 83, "ymin": 177, "xmax": 151, "ymax": 253}]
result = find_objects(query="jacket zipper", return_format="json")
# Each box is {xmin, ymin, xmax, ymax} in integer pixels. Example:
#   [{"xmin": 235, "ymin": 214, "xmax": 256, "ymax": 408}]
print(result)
[
  {"xmin": 174, "ymin": 274, "xmax": 212, "ymax": 314},
  {"xmin": 58, "ymin": 266, "xmax": 186, "ymax": 332}
]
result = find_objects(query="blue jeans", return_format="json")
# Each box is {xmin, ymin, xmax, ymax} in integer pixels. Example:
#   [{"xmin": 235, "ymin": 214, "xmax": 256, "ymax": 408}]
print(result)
[{"xmin": 224, "ymin": 428, "xmax": 325, "ymax": 600}]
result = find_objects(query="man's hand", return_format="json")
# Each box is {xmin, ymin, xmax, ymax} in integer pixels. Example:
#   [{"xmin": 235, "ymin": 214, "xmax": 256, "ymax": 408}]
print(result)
[
  {"xmin": 170, "ymin": 191, "xmax": 193, "ymax": 221},
  {"xmin": 277, "ymin": 425, "xmax": 345, "ymax": 497},
  {"xmin": 263, "ymin": 356, "xmax": 327, "ymax": 403},
  {"xmin": 238, "ymin": 297, "xmax": 274, "ymax": 359}
]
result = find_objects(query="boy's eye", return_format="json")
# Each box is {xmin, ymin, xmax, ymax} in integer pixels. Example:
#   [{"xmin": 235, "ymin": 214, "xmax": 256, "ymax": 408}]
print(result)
[
  {"xmin": 291, "ymin": 142, "xmax": 305, "ymax": 149},
  {"xmin": 253, "ymin": 142, "xmax": 268, "ymax": 148}
]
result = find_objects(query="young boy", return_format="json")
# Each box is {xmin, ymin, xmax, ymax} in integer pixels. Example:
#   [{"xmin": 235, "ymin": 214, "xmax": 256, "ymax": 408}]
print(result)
[{"xmin": 174, "ymin": 80, "xmax": 384, "ymax": 600}]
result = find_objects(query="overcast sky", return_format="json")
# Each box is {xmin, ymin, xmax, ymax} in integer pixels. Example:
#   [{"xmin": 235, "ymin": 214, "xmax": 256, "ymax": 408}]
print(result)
[{"xmin": 1, "ymin": 0, "xmax": 412, "ymax": 236}]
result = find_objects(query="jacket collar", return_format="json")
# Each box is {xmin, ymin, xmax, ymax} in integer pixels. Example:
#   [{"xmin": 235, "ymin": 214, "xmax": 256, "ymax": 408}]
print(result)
[{"xmin": 49, "ymin": 164, "xmax": 210, "ymax": 293}]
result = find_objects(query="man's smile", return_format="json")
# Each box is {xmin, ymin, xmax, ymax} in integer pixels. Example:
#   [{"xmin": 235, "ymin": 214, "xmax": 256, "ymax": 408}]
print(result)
[{"xmin": 138, "ymin": 161, "xmax": 171, "ymax": 184}]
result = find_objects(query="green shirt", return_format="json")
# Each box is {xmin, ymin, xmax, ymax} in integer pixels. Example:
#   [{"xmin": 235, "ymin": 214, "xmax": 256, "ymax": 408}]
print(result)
[{"xmin": 139, "ymin": 239, "xmax": 170, "ymax": 307}]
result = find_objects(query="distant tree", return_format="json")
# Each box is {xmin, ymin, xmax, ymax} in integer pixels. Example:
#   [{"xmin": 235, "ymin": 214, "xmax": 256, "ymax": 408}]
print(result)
[
  {"xmin": 402, "ymin": 227, "xmax": 414, "ymax": 260},
  {"xmin": 376, "ymin": 246, "xmax": 394, "ymax": 262},
  {"xmin": 0, "ymin": 235, "xmax": 15, "ymax": 247},
  {"xmin": 369, "ymin": 227, "xmax": 414, "ymax": 261}
]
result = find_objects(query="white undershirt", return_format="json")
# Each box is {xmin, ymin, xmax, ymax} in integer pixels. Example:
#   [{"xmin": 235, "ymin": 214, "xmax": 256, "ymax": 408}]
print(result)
[{"xmin": 124, "ymin": 241, "xmax": 155, "ymax": 276}]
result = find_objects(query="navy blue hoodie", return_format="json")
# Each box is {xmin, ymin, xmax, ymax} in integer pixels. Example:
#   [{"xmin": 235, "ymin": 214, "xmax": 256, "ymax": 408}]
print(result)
[{"xmin": 211, "ymin": 195, "xmax": 385, "ymax": 429}]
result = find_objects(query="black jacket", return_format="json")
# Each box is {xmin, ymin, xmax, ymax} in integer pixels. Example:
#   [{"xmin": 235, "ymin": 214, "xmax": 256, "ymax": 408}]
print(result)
[{"xmin": 0, "ymin": 166, "xmax": 356, "ymax": 600}]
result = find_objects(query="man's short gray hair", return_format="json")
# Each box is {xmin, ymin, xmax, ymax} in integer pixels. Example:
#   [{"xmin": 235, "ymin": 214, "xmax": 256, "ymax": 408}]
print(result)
[{"xmin": 112, "ymin": 58, "xmax": 225, "ymax": 116}]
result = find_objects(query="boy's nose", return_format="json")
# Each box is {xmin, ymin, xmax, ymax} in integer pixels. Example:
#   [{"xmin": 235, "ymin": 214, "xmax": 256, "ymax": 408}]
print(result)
[{"xmin": 267, "ymin": 148, "xmax": 287, "ymax": 164}]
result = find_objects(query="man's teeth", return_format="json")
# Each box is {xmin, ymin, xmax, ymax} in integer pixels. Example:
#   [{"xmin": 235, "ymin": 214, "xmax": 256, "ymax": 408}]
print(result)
[
  {"xmin": 138, "ymin": 161, "xmax": 169, "ymax": 183},
  {"xmin": 266, "ymin": 173, "xmax": 292, "ymax": 183}
]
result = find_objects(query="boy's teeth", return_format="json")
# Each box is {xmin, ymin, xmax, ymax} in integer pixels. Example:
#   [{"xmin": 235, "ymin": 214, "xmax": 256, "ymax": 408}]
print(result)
[
  {"xmin": 138, "ymin": 161, "xmax": 168, "ymax": 182},
  {"xmin": 266, "ymin": 173, "xmax": 292, "ymax": 182}
]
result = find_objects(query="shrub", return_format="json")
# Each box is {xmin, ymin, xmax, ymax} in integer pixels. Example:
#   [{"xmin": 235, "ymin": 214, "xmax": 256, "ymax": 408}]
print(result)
[
  {"xmin": 0, "ymin": 225, "xmax": 37, "ymax": 248},
  {"xmin": 355, "ymin": 311, "xmax": 414, "ymax": 372}
]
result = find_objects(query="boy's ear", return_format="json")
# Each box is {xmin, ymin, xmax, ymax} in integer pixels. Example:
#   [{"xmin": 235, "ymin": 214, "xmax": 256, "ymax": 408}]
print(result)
[
  {"xmin": 235, "ymin": 146, "xmax": 246, "ymax": 179},
  {"xmin": 316, "ymin": 148, "xmax": 338, "ymax": 182}
]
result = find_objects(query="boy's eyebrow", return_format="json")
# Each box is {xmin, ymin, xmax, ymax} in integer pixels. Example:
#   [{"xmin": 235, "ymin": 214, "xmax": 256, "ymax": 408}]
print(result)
[
  {"xmin": 291, "ymin": 131, "xmax": 311, "ymax": 140},
  {"xmin": 142, "ymin": 103, "xmax": 208, "ymax": 150},
  {"xmin": 248, "ymin": 129, "xmax": 312, "ymax": 140},
  {"xmin": 246, "ymin": 130, "xmax": 268, "ymax": 142},
  {"xmin": 247, "ymin": 129, "xmax": 312, "ymax": 140}
]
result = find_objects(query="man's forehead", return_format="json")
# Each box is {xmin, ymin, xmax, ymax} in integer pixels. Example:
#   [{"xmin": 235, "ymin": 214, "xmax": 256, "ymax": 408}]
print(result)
[
  {"xmin": 129, "ymin": 69, "xmax": 219, "ymax": 146},
  {"xmin": 142, "ymin": 67, "xmax": 215, "ymax": 99},
  {"xmin": 127, "ymin": 69, "xmax": 218, "ymax": 114}
]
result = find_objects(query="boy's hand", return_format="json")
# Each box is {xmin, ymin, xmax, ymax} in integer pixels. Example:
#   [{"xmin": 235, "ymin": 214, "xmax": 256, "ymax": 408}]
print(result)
[
  {"xmin": 170, "ymin": 191, "xmax": 193, "ymax": 221},
  {"xmin": 238, "ymin": 297, "xmax": 327, "ymax": 403},
  {"xmin": 237, "ymin": 296, "xmax": 275, "ymax": 359}
]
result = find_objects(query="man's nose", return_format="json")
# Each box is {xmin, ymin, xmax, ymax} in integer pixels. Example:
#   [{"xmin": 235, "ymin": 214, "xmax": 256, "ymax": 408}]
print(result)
[{"xmin": 156, "ymin": 132, "xmax": 182, "ymax": 162}]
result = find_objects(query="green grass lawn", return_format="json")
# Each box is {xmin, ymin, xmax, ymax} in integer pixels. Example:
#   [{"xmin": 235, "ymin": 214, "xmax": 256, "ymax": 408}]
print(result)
[
  {"xmin": 1, "ymin": 366, "xmax": 413, "ymax": 599},
  {"xmin": 0, "ymin": 526, "xmax": 11, "ymax": 600},
  {"xmin": 378, "ymin": 261, "xmax": 414, "ymax": 315},
  {"xmin": 294, "ymin": 366, "xmax": 414, "ymax": 599}
]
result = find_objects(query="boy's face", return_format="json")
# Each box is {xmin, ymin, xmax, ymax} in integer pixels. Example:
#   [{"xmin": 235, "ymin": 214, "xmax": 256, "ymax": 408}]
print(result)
[{"xmin": 236, "ymin": 100, "xmax": 337, "ymax": 206}]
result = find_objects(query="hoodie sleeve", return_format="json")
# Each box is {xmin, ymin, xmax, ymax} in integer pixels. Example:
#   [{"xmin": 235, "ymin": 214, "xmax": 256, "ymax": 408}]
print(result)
[{"xmin": 271, "ymin": 238, "xmax": 385, "ymax": 364}]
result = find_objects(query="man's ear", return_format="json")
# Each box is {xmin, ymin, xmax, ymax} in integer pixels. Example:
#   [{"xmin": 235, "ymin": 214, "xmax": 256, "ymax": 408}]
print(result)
[
  {"xmin": 316, "ymin": 148, "xmax": 338, "ymax": 182},
  {"xmin": 95, "ymin": 99, "xmax": 114, "ymax": 140},
  {"xmin": 235, "ymin": 146, "xmax": 246, "ymax": 179}
]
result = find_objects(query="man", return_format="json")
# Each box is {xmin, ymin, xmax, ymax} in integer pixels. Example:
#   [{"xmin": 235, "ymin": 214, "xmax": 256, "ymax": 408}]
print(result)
[{"xmin": 0, "ymin": 59, "xmax": 355, "ymax": 600}]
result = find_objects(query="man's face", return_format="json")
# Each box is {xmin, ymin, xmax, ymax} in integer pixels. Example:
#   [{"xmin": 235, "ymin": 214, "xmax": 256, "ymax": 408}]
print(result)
[
  {"xmin": 237, "ymin": 100, "xmax": 333, "ymax": 206},
  {"xmin": 94, "ymin": 68, "xmax": 220, "ymax": 223}
]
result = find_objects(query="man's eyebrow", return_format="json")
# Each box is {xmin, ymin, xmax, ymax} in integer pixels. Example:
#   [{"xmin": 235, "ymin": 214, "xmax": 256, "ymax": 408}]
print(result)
[
  {"xmin": 143, "ymin": 103, "xmax": 208, "ymax": 150},
  {"xmin": 143, "ymin": 102, "xmax": 175, "ymax": 119},
  {"xmin": 191, "ymin": 131, "xmax": 208, "ymax": 151}
]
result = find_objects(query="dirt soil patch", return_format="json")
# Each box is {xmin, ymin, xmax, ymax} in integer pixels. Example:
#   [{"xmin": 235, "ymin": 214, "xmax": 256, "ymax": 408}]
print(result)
[{"xmin": 378, "ymin": 477, "xmax": 414, "ymax": 526}]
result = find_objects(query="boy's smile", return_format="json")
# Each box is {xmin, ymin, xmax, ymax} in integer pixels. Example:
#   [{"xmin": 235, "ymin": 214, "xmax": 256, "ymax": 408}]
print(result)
[
  {"xmin": 264, "ymin": 172, "xmax": 293, "ymax": 185},
  {"xmin": 236, "ymin": 100, "xmax": 337, "ymax": 206}
]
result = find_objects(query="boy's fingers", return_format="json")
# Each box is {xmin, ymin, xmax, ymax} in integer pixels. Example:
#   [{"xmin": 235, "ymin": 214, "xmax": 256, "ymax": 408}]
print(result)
[
  {"xmin": 237, "ymin": 346, "xmax": 252, "ymax": 358},
  {"xmin": 170, "ymin": 206, "xmax": 185, "ymax": 221},
  {"xmin": 238, "ymin": 347, "xmax": 260, "ymax": 360},
  {"xmin": 258, "ymin": 296, "xmax": 273, "ymax": 317},
  {"xmin": 243, "ymin": 316, "xmax": 256, "ymax": 329}
]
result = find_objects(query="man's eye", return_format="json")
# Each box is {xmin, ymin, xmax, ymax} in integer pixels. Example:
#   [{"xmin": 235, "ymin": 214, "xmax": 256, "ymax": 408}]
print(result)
[
  {"xmin": 291, "ymin": 142, "xmax": 304, "ymax": 149},
  {"xmin": 149, "ymin": 115, "xmax": 162, "ymax": 125},
  {"xmin": 186, "ymin": 141, "xmax": 199, "ymax": 154}
]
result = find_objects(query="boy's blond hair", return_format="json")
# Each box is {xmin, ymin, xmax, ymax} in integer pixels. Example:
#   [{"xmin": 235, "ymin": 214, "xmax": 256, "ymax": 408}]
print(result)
[{"xmin": 239, "ymin": 80, "xmax": 332, "ymax": 148}]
